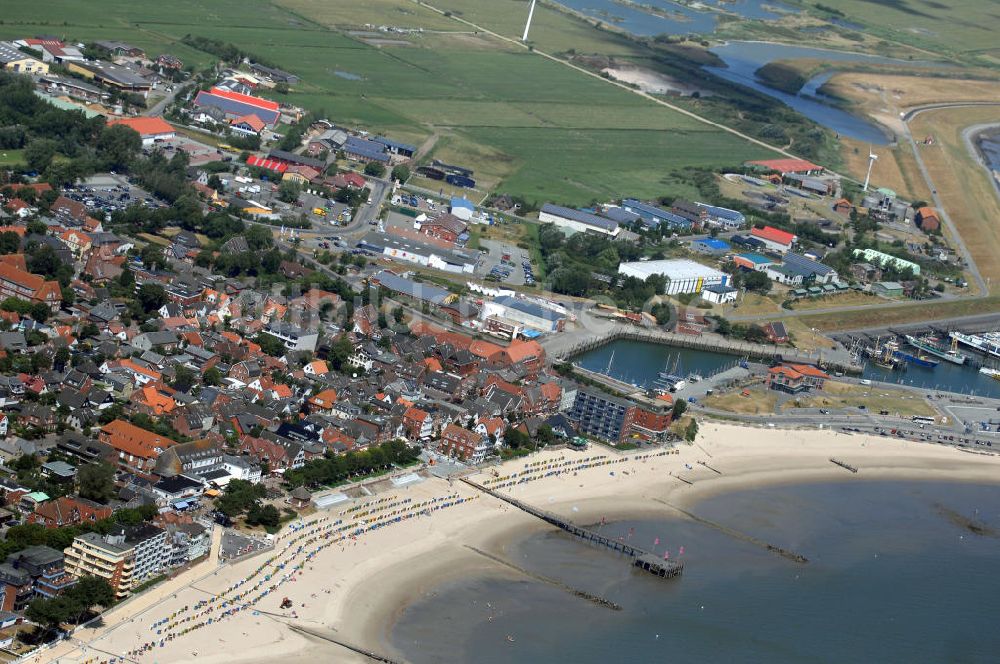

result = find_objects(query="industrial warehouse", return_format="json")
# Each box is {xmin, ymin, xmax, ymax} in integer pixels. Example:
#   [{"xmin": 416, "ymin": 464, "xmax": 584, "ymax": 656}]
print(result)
[{"xmin": 617, "ymin": 259, "xmax": 730, "ymax": 295}]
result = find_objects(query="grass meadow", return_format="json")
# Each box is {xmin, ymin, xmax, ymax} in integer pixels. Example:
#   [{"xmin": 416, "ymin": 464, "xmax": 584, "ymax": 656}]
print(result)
[{"xmin": 0, "ymin": 0, "xmax": 774, "ymax": 204}]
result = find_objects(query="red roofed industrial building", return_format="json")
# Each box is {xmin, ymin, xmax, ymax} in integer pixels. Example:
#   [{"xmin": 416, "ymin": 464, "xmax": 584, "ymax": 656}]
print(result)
[
  {"xmin": 750, "ymin": 225, "xmax": 796, "ymax": 254},
  {"xmin": 194, "ymin": 87, "xmax": 281, "ymax": 126},
  {"xmin": 107, "ymin": 117, "xmax": 176, "ymax": 145},
  {"xmin": 747, "ymin": 158, "xmax": 822, "ymax": 175},
  {"xmin": 246, "ymin": 155, "xmax": 288, "ymax": 173}
]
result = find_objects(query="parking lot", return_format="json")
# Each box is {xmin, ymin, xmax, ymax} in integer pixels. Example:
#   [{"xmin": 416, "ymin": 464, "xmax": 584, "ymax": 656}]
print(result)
[
  {"xmin": 477, "ymin": 238, "xmax": 534, "ymax": 286},
  {"xmin": 70, "ymin": 176, "xmax": 163, "ymax": 219}
]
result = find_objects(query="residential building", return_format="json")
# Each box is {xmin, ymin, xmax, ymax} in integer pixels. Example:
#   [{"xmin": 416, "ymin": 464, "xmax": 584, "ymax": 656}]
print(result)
[
  {"xmin": 567, "ymin": 387, "xmax": 672, "ymax": 444},
  {"xmin": 0, "ymin": 263, "xmax": 62, "ymax": 311},
  {"xmin": 98, "ymin": 419, "xmax": 178, "ymax": 475},
  {"xmin": 264, "ymin": 322, "xmax": 318, "ymax": 352},
  {"xmin": 874, "ymin": 281, "xmax": 905, "ymax": 297},
  {"xmin": 915, "ymin": 207, "xmax": 940, "ymax": 232},
  {"xmin": 63, "ymin": 525, "xmax": 168, "ymax": 600},
  {"xmin": 618, "ymin": 259, "xmax": 729, "ymax": 295},
  {"xmin": 3, "ymin": 546, "xmax": 75, "ymax": 601},
  {"xmin": 767, "ymin": 363, "xmax": 829, "ymax": 394},
  {"xmin": 440, "ymin": 423, "xmax": 491, "ymax": 464}
]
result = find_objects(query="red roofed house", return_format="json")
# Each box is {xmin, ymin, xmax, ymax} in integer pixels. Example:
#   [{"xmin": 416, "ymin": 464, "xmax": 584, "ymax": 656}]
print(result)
[
  {"xmin": 0, "ymin": 263, "xmax": 62, "ymax": 311},
  {"xmin": 419, "ymin": 213, "xmax": 467, "ymax": 244},
  {"xmin": 750, "ymin": 226, "xmax": 796, "ymax": 254},
  {"xmin": 488, "ymin": 339, "xmax": 546, "ymax": 377},
  {"xmin": 915, "ymin": 207, "xmax": 940, "ymax": 233},
  {"xmin": 307, "ymin": 388, "xmax": 338, "ymax": 413},
  {"xmin": 107, "ymin": 117, "xmax": 176, "ymax": 146},
  {"xmin": 440, "ymin": 423, "xmax": 491, "ymax": 464},
  {"xmin": 403, "ymin": 407, "xmax": 433, "ymax": 441},
  {"xmin": 767, "ymin": 363, "xmax": 828, "ymax": 394},
  {"xmin": 230, "ymin": 114, "xmax": 266, "ymax": 136},
  {"xmin": 29, "ymin": 496, "xmax": 112, "ymax": 529},
  {"xmin": 98, "ymin": 419, "xmax": 178, "ymax": 474}
]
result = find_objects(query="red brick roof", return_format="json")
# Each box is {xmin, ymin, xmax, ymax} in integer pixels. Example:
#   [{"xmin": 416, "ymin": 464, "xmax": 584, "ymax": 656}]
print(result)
[
  {"xmin": 108, "ymin": 116, "xmax": 175, "ymax": 137},
  {"xmin": 100, "ymin": 419, "xmax": 177, "ymax": 459},
  {"xmin": 751, "ymin": 225, "xmax": 795, "ymax": 246},
  {"xmin": 748, "ymin": 158, "xmax": 821, "ymax": 174}
]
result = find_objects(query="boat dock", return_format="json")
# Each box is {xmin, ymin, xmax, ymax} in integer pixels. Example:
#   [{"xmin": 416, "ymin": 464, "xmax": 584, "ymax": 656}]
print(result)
[{"xmin": 461, "ymin": 478, "xmax": 683, "ymax": 579}]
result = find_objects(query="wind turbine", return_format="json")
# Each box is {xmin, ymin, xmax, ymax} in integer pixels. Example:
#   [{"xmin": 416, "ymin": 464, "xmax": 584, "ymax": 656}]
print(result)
[
  {"xmin": 863, "ymin": 147, "xmax": 878, "ymax": 192},
  {"xmin": 522, "ymin": 0, "xmax": 537, "ymax": 42}
]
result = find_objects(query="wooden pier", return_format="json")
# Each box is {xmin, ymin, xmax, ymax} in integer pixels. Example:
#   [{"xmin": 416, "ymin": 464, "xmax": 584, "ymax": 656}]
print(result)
[
  {"xmin": 461, "ymin": 478, "xmax": 683, "ymax": 579},
  {"xmin": 829, "ymin": 458, "xmax": 859, "ymax": 473}
]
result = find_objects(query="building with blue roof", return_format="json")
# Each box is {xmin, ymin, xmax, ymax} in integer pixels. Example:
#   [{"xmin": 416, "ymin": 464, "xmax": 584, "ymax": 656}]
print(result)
[
  {"xmin": 780, "ymin": 252, "xmax": 838, "ymax": 284},
  {"xmin": 598, "ymin": 206, "xmax": 641, "ymax": 226},
  {"xmin": 621, "ymin": 199, "xmax": 692, "ymax": 230},
  {"xmin": 485, "ymin": 296, "xmax": 566, "ymax": 332},
  {"xmin": 733, "ymin": 253, "xmax": 775, "ymax": 271},
  {"xmin": 450, "ymin": 196, "xmax": 475, "ymax": 221},
  {"xmin": 373, "ymin": 136, "xmax": 416, "ymax": 157},
  {"xmin": 691, "ymin": 237, "xmax": 731, "ymax": 254},
  {"xmin": 192, "ymin": 91, "xmax": 280, "ymax": 125},
  {"xmin": 696, "ymin": 202, "xmax": 746, "ymax": 229},
  {"xmin": 539, "ymin": 204, "xmax": 619, "ymax": 237},
  {"xmin": 344, "ymin": 136, "xmax": 390, "ymax": 163}
]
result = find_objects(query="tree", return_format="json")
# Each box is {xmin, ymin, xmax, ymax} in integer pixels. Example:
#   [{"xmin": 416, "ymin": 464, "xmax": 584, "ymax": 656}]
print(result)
[
  {"xmin": 203, "ymin": 366, "xmax": 222, "ymax": 386},
  {"xmin": 246, "ymin": 503, "xmax": 281, "ymax": 528},
  {"xmin": 78, "ymin": 462, "xmax": 116, "ymax": 503},
  {"xmin": 684, "ymin": 418, "xmax": 699, "ymax": 442},
  {"xmin": 0, "ymin": 231, "xmax": 20, "ymax": 254},
  {"xmin": 363, "ymin": 161, "xmax": 385, "ymax": 177},
  {"xmin": 274, "ymin": 81, "xmax": 290, "ymax": 94},
  {"xmin": 672, "ymin": 399, "xmax": 687, "ymax": 419},
  {"xmin": 390, "ymin": 164, "xmax": 410, "ymax": 183},
  {"xmin": 254, "ymin": 332, "xmax": 286, "ymax": 357},
  {"xmin": 135, "ymin": 283, "xmax": 167, "ymax": 313},
  {"xmin": 96, "ymin": 124, "xmax": 141, "ymax": 172},
  {"xmin": 207, "ymin": 174, "xmax": 224, "ymax": 192},
  {"xmin": 24, "ymin": 138, "xmax": 58, "ymax": 172},
  {"xmin": 277, "ymin": 180, "xmax": 300, "ymax": 204},
  {"xmin": 172, "ymin": 365, "xmax": 197, "ymax": 392},
  {"xmin": 327, "ymin": 333, "xmax": 354, "ymax": 372},
  {"xmin": 743, "ymin": 270, "xmax": 772, "ymax": 294}
]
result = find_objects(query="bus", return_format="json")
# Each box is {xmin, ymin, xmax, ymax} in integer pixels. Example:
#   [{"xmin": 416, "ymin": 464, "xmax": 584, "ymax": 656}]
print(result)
[{"xmin": 911, "ymin": 416, "xmax": 935, "ymax": 425}]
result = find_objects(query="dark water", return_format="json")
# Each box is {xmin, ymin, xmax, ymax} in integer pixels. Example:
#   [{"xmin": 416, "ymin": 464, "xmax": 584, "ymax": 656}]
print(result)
[
  {"xmin": 574, "ymin": 339, "xmax": 1000, "ymax": 398},
  {"xmin": 392, "ymin": 481, "xmax": 1000, "ymax": 663},
  {"xmin": 706, "ymin": 42, "xmax": 899, "ymax": 144},
  {"xmin": 553, "ymin": 0, "xmax": 796, "ymax": 37},
  {"xmin": 979, "ymin": 133, "xmax": 1000, "ymax": 172}
]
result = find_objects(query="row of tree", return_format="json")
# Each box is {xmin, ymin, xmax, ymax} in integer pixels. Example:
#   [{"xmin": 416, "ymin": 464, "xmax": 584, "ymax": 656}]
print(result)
[{"xmin": 283, "ymin": 440, "xmax": 421, "ymax": 488}]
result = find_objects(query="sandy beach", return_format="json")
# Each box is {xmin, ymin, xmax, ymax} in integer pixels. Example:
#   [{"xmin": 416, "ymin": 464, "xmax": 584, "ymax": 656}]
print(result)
[{"xmin": 39, "ymin": 423, "xmax": 1000, "ymax": 664}]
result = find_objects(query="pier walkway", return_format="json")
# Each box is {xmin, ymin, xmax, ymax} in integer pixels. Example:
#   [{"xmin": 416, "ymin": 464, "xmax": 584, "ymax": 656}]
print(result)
[{"xmin": 461, "ymin": 478, "xmax": 682, "ymax": 579}]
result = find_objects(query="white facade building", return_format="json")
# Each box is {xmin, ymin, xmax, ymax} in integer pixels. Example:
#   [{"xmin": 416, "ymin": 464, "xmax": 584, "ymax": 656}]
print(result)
[{"xmin": 617, "ymin": 259, "xmax": 729, "ymax": 295}]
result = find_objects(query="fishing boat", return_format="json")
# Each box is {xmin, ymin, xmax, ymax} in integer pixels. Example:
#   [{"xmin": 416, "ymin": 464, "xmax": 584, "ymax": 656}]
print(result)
[
  {"xmin": 979, "ymin": 367, "xmax": 1000, "ymax": 381},
  {"xmin": 865, "ymin": 337, "xmax": 906, "ymax": 370},
  {"xmin": 892, "ymin": 349, "xmax": 939, "ymax": 368},
  {"xmin": 950, "ymin": 331, "xmax": 1000, "ymax": 359},
  {"xmin": 904, "ymin": 334, "xmax": 967, "ymax": 365}
]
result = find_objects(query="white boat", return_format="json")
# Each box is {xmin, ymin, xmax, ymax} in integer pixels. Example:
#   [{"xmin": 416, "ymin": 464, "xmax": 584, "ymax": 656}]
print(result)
[
  {"xmin": 979, "ymin": 367, "xmax": 1000, "ymax": 381},
  {"xmin": 950, "ymin": 331, "xmax": 1000, "ymax": 359}
]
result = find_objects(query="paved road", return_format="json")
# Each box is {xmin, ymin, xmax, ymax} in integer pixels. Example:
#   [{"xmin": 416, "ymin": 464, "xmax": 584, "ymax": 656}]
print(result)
[
  {"xmin": 145, "ymin": 84, "xmax": 183, "ymax": 118},
  {"xmin": 900, "ymin": 108, "xmax": 989, "ymax": 296}
]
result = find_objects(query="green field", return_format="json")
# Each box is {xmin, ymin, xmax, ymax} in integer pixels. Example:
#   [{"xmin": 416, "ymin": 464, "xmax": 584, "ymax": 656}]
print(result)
[
  {"xmin": 0, "ymin": 0, "xmax": 775, "ymax": 204},
  {"xmin": 783, "ymin": 0, "xmax": 1000, "ymax": 61},
  {"xmin": 0, "ymin": 150, "xmax": 25, "ymax": 167}
]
